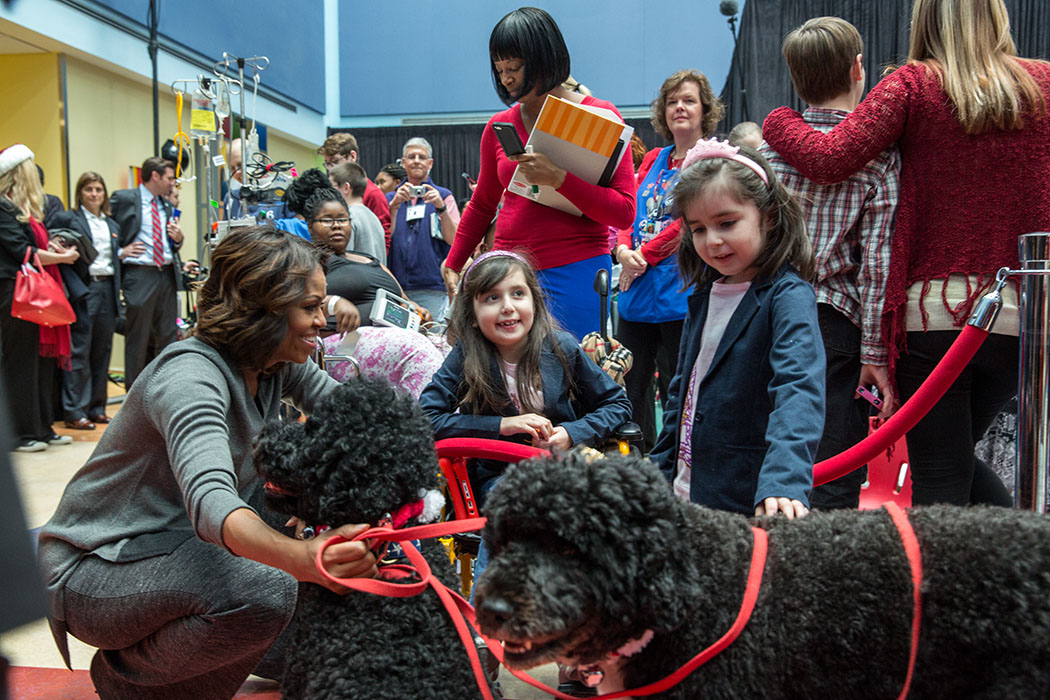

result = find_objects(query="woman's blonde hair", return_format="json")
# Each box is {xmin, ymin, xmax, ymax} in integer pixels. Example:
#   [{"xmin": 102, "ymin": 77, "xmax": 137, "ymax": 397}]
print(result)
[
  {"xmin": 0, "ymin": 159, "xmax": 44, "ymax": 223},
  {"xmin": 908, "ymin": 0, "xmax": 1047, "ymax": 134}
]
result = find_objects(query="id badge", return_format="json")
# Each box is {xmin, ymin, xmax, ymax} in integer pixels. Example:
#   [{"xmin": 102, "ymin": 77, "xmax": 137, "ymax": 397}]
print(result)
[
  {"xmin": 406, "ymin": 204, "xmax": 425, "ymax": 222},
  {"xmin": 640, "ymin": 218, "xmax": 666, "ymax": 243}
]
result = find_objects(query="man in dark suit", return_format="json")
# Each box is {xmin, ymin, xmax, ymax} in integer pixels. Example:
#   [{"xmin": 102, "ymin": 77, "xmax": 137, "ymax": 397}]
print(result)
[{"xmin": 110, "ymin": 157, "xmax": 183, "ymax": 390}]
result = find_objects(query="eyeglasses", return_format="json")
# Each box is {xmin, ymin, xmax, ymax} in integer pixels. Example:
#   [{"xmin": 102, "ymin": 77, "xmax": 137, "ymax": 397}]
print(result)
[{"xmin": 311, "ymin": 218, "xmax": 350, "ymax": 227}]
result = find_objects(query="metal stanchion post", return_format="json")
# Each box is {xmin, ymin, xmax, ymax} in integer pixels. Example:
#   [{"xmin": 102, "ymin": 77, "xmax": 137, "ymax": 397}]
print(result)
[
  {"xmin": 1015, "ymin": 232, "xmax": 1050, "ymax": 512},
  {"xmin": 194, "ymin": 140, "xmax": 209, "ymax": 257}
]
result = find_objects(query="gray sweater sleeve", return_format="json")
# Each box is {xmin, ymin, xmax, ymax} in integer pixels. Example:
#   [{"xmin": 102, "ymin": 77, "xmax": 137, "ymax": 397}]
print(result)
[{"xmin": 145, "ymin": 352, "xmax": 251, "ymax": 548}]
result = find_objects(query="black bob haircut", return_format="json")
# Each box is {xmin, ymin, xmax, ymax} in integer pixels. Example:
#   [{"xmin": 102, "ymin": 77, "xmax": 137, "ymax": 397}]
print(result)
[{"xmin": 489, "ymin": 7, "xmax": 570, "ymax": 106}]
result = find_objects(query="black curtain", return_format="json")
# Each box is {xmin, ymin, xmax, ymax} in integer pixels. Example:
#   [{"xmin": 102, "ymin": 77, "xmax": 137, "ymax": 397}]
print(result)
[
  {"xmin": 719, "ymin": 0, "xmax": 1050, "ymax": 130},
  {"xmin": 329, "ymin": 117, "xmax": 660, "ymax": 208}
]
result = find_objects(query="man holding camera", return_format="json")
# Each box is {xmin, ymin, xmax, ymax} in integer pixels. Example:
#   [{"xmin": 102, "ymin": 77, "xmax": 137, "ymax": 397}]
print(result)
[{"xmin": 386, "ymin": 137, "xmax": 460, "ymax": 319}]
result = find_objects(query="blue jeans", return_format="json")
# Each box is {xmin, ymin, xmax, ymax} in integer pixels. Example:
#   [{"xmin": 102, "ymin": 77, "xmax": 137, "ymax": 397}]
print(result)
[{"xmin": 406, "ymin": 288, "xmax": 449, "ymax": 321}]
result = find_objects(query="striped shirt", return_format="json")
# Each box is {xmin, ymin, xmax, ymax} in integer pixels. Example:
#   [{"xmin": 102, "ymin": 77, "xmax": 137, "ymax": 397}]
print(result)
[{"xmin": 761, "ymin": 107, "xmax": 900, "ymax": 365}]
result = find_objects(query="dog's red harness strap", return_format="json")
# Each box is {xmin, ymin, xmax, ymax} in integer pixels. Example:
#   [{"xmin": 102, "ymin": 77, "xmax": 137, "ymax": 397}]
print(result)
[
  {"xmin": 470, "ymin": 525, "xmax": 769, "ymax": 699},
  {"xmin": 314, "ymin": 518, "xmax": 487, "ymax": 596},
  {"xmin": 884, "ymin": 502, "xmax": 922, "ymax": 700},
  {"xmin": 315, "ymin": 517, "xmax": 499, "ymax": 700}
]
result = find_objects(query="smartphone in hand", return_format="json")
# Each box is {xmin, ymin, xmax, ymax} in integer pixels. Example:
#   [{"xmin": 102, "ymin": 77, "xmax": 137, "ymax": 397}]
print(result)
[
  {"xmin": 856, "ymin": 385, "xmax": 883, "ymax": 410},
  {"xmin": 492, "ymin": 122, "xmax": 526, "ymax": 157}
]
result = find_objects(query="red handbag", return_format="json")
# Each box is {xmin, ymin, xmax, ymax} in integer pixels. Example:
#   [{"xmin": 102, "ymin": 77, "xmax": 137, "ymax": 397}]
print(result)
[{"xmin": 12, "ymin": 248, "xmax": 75, "ymax": 327}]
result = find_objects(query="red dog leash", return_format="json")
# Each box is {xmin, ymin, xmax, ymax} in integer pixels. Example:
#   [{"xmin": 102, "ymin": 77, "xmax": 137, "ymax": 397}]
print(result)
[
  {"xmin": 317, "ymin": 504, "xmax": 921, "ymax": 699},
  {"xmin": 884, "ymin": 502, "xmax": 922, "ymax": 700},
  {"xmin": 318, "ymin": 521, "xmax": 768, "ymax": 700},
  {"xmin": 316, "ymin": 518, "xmax": 499, "ymax": 700},
  {"xmin": 471, "ymin": 527, "xmax": 768, "ymax": 699}
]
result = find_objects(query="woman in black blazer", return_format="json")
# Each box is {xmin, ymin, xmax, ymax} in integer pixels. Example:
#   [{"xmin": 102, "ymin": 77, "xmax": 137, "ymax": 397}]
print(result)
[
  {"xmin": 0, "ymin": 145, "xmax": 79, "ymax": 451},
  {"xmin": 50, "ymin": 172, "xmax": 123, "ymax": 430}
]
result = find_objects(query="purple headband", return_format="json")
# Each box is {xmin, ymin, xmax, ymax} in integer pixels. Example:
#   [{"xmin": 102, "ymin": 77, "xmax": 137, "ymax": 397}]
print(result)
[
  {"xmin": 681, "ymin": 137, "xmax": 769, "ymax": 185},
  {"xmin": 462, "ymin": 249, "xmax": 529, "ymax": 286}
]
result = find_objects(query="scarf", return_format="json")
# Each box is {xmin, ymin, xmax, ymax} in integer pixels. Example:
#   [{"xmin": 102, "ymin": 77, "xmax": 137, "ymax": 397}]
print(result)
[{"xmin": 28, "ymin": 217, "xmax": 72, "ymax": 370}]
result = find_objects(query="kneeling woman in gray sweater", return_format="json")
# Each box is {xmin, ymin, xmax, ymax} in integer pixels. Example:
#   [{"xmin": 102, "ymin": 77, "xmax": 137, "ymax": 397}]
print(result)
[{"xmin": 38, "ymin": 227, "xmax": 377, "ymax": 699}]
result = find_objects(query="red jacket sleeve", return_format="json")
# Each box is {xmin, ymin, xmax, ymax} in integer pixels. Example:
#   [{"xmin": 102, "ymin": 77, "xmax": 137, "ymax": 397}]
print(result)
[
  {"xmin": 762, "ymin": 68, "xmax": 909, "ymax": 184},
  {"xmin": 639, "ymin": 218, "xmax": 683, "ymax": 265},
  {"xmin": 363, "ymin": 181, "xmax": 392, "ymax": 249},
  {"xmin": 555, "ymin": 146, "xmax": 636, "ymax": 230},
  {"xmin": 615, "ymin": 148, "xmax": 661, "ymax": 251},
  {"xmin": 447, "ymin": 120, "xmax": 505, "ymax": 271}
]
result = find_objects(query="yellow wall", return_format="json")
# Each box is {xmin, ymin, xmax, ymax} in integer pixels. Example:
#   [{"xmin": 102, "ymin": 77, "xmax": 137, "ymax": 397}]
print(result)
[
  {"xmin": 0, "ymin": 53, "xmax": 66, "ymax": 205},
  {"xmin": 65, "ymin": 55, "xmax": 202, "ymax": 261},
  {"xmin": 59, "ymin": 56, "xmax": 324, "ymax": 372}
]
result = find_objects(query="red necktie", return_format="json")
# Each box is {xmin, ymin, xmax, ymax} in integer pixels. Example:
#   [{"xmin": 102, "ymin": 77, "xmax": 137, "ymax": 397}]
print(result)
[{"xmin": 151, "ymin": 197, "xmax": 164, "ymax": 266}]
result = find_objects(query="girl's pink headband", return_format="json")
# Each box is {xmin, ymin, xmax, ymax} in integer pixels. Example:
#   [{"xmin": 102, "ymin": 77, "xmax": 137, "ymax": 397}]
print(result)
[
  {"xmin": 462, "ymin": 249, "xmax": 529, "ymax": 286},
  {"xmin": 681, "ymin": 137, "xmax": 769, "ymax": 185}
]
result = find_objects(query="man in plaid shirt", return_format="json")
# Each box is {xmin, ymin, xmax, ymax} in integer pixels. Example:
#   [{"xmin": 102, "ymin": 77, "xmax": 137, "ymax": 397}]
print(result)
[{"xmin": 761, "ymin": 16, "xmax": 900, "ymax": 509}]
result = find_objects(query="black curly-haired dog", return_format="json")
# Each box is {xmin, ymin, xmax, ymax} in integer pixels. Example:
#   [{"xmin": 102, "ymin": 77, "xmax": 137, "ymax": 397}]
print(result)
[
  {"xmin": 254, "ymin": 378, "xmax": 491, "ymax": 700},
  {"xmin": 473, "ymin": 452, "xmax": 1050, "ymax": 699}
]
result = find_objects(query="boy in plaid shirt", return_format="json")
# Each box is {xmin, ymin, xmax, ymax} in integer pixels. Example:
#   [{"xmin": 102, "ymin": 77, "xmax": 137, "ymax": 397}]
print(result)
[{"xmin": 761, "ymin": 16, "xmax": 900, "ymax": 509}]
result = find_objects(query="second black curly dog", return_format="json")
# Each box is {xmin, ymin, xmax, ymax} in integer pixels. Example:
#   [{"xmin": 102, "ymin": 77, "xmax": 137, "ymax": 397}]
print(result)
[
  {"xmin": 255, "ymin": 378, "xmax": 492, "ymax": 700},
  {"xmin": 474, "ymin": 451, "xmax": 1050, "ymax": 699}
]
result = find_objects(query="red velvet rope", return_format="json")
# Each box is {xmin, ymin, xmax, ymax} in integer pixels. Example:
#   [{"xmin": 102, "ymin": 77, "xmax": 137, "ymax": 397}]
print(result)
[{"xmin": 814, "ymin": 324, "xmax": 989, "ymax": 486}]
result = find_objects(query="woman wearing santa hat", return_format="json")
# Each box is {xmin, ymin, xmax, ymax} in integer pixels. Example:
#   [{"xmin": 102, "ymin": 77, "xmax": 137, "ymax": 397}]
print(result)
[{"xmin": 0, "ymin": 144, "xmax": 79, "ymax": 452}]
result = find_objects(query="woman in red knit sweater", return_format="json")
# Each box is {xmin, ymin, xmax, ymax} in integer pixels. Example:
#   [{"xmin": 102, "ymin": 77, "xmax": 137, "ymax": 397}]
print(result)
[
  {"xmin": 763, "ymin": 0, "xmax": 1050, "ymax": 507},
  {"xmin": 443, "ymin": 7, "xmax": 636, "ymax": 340}
]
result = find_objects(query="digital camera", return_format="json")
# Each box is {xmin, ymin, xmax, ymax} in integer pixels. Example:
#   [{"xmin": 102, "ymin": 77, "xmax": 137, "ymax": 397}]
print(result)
[{"xmin": 410, "ymin": 185, "xmax": 428, "ymax": 198}]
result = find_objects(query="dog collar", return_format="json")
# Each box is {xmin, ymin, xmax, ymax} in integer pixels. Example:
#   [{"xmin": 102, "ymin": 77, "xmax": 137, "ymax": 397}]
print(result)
[{"xmin": 577, "ymin": 629, "xmax": 656, "ymax": 689}]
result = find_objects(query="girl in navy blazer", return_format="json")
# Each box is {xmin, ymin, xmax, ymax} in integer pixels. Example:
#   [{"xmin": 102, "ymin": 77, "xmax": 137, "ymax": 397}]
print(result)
[
  {"xmin": 421, "ymin": 249, "xmax": 630, "ymax": 607},
  {"xmin": 650, "ymin": 139, "xmax": 825, "ymax": 519}
]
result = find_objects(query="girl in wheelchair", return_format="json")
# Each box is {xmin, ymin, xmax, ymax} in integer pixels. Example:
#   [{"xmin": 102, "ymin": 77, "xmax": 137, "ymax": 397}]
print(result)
[{"xmin": 420, "ymin": 249, "xmax": 631, "ymax": 510}]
